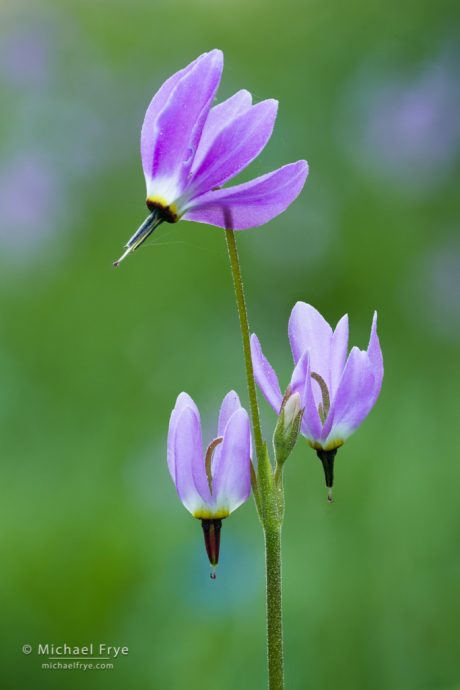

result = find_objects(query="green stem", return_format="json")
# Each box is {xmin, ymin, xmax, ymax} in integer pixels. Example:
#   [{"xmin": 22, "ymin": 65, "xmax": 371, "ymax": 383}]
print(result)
[
  {"xmin": 265, "ymin": 526, "xmax": 284, "ymax": 690},
  {"xmin": 225, "ymin": 229, "xmax": 264, "ymax": 467},
  {"xmin": 225, "ymin": 229, "xmax": 284, "ymax": 690}
]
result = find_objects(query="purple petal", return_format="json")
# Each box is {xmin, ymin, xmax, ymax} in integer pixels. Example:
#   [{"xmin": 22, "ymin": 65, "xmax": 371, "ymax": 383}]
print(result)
[
  {"xmin": 297, "ymin": 351, "xmax": 323, "ymax": 443},
  {"xmin": 288, "ymin": 302, "xmax": 332, "ymax": 409},
  {"xmin": 367, "ymin": 311, "xmax": 384, "ymax": 402},
  {"xmin": 182, "ymin": 160, "xmax": 308, "ymax": 230},
  {"xmin": 141, "ymin": 53, "xmax": 205, "ymax": 182},
  {"xmin": 188, "ymin": 99, "xmax": 278, "ymax": 198},
  {"xmin": 212, "ymin": 408, "xmax": 251, "ymax": 514},
  {"xmin": 288, "ymin": 302, "xmax": 333, "ymax": 367},
  {"xmin": 322, "ymin": 346, "xmax": 376, "ymax": 447},
  {"xmin": 192, "ymin": 90, "xmax": 253, "ymax": 172},
  {"xmin": 289, "ymin": 349, "xmax": 309, "ymax": 398},
  {"xmin": 173, "ymin": 406, "xmax": 207, "ymax": 515},
  {"xmin": 167, "ymin": 392, "xmax": 199, "ymax": 481},
  {"xmin": 218, "ymin": 390, "xmax": 242, "ymax": 437},
  {"xmin": 250, "ymin": 333, "xmax": 283, "ymax": 412},
  {"xmin": 330, "ymin": 314, "xmax": 349, "ymax": 395},
  {"xmin": 146, "ymin": 50, "xmax": 223, "ymax": 192}
]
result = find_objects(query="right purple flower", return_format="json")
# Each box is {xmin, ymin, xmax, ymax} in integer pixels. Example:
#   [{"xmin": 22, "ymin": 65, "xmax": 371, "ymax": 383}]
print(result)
[{"xmin": 250, "ymin": 302, "xmax": 384, "ymax": 500}]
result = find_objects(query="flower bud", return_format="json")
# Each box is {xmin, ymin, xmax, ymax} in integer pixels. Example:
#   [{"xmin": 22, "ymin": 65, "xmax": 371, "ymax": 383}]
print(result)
[{"xmin": 273, "ymin": 392, "xmax": 303, "ymax": 466}]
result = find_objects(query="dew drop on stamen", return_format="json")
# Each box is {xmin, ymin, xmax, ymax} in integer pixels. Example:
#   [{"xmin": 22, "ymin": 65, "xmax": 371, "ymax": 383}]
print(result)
[
  {"xmin": 327, "ymin": 487, "xmax": 334, "ymax": 503},
  {"xmin": 210, "ymin": 566, "xmax": 217, "ymax": 580}
]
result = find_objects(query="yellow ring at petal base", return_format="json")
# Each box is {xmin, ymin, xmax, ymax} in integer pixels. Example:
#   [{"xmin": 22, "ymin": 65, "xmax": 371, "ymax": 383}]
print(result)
[
  {"xmin": 308, "ymin": 439, "xmax": 344, "ymax": 452},
  {"xmin": 193, "ymin": 509, "xmax": 230, "ymax": 520},
  {"xmin": 146, "ymin": 196, "xmax": 180, "ymax": 223}
]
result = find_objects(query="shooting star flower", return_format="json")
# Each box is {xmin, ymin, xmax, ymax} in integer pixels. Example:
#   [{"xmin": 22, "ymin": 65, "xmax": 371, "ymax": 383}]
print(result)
[
  {"xmin": 114, "ymin": 49, "xmax": 308, "ymax": 265},
  {"xmin": 251, "ymin": 303, "xmax": 383, "ymax": 501},
  {"xmin": 168, "ymin": 390, "xmax": 251, "ymax": 577}
]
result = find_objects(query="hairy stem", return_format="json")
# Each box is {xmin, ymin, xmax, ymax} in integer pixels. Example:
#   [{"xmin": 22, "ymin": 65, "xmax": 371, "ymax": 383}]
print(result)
[
  {"xmin": 225, "ymin": 229, "xmax": 264, "ymax": 467},
  {"xmin": 265, "ymin": 525, "xmax": 284, "ymax": 690},
  {"xmin": 225, "ymin": 229, "xmax": 284, "ymax": 690}
]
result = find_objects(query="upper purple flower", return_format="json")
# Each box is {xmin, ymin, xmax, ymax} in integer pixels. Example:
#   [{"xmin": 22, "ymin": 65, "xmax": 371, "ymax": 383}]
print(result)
[
  {"xmin": 167, "ymin": 390, "xmax": 251, "ymax": 519},
  {"xmin": 251, "ymin": 303, "xmax": 384, "ymax": 452},
  {"xmin": 114, "ymin": 49, "xmax": 308, "ymax": 265}
]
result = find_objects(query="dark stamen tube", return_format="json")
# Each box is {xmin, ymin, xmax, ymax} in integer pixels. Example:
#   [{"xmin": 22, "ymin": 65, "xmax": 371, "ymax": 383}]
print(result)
[
  {"xmin": 113, "ymin": 210, "xmax": 162, "ymax": 267},
  {"xmin": 316, "ymin": 448, "xmax": 338, "ymax": 502},
  {"xmin": 201, "ymin": 519, "xmax": 223, "ymax": 578}
]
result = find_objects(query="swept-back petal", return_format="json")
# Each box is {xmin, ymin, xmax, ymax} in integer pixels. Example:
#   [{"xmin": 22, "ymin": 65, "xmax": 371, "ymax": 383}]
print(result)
[
  {"xmin": 289, "ymin": 349, "xmax": 309, "ymax": 399},
  {"xmin": 147, "ymin": 50, "xmax": 223, "ymax": 193},
  {"xmin": 321, "ymin": 346, "xmax": 376, "ymax": 447},
  {"xmin": 297, "ymin": 351, "xmax": 323, "ymax": 443},
  {"xmin": 188, "ymin": 99, "xmax": 278, "ymax": 198},
  {"xmin": 250, "ymin": 333, "xmax": 283, "ymax": 412},
  {"xmin": 288, "ymin": 302, "xmax": 333, "ymax": 411},
  {"xmin": 167, "ymin": 392, "xmax": 199, "ymax": 480},
  {"xmin": 192, "ymin": 90, "xmax": 253, "ymax": 172},
  {"xmin": 218, "ymin": 390, "xmax": 242, "ymax": 436},
  {"xmin": 330, "ymin": 314, "xmax": 349, "ymax": 395},
  {"xmin": 173, "ymin": 406, "xmax": 207, "ymax": 514},
  {"xmin": 367, "ymin": 311, "xmax": 384, "ymax": 401},
  {"xmin": 141, "ymin": 53, "xmax": 205, "ymax": 180},
  {"xmin": 182, "ymin": 160, "xmax": 308, "ymax": 230},
  {"xmin": 212, "ymin": 408, "xmax": 251, "ymax": 514}
]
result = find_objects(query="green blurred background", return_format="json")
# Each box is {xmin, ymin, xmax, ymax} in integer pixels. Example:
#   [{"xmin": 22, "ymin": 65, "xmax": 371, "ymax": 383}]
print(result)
[{"xmin": 1, "ymin": 0, "xmax": 459, "ymax": 688}]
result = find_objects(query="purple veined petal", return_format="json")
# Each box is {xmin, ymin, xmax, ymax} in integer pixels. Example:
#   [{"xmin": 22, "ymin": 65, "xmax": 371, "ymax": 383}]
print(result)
[
  {"xmin": 212, "ymin": 390, "xmax": 244, "ymax": 481},
  {"xmin": 288, "ymin": 302, "xmax": 332, "ymax": 408},
  {"xmin": 188, "ymin": 99, "xmax": 278, "ymax": 198},
  {"xmin": 289, "ymin": 349, "xmax": 310, "ymax": 399},
  {"xmin": 367, "ymin": 311, "xmax": 384, "ymax": 401},
  {"xmin": 321, "ymin": 346, "xmax": 376, "ymax": 447},
  {"xmin": 218, "ymin": 390, "xmax": 242, "ymax": 437},
  {"xmin": 192, "ymin": 90, "xmax": 253, "ymax": 172},
  {"xmin": 148, "ymin": 50, "xmax": 223, "ymax": 193},
  {"xmin": 212, "ymin": 408, "xmax": 251, "ymax": 514},
  {"xmin": 167, "ymin": 392, "xmax": 199, "ymax": 480},
  {"xmin": 330, "ymin": 314, "xmax": 349, "ymax": 395},
  {"xmin": 182, "ymin": 160, "xmax": 308, "ymax": 230},
  {"xmin": 141, "ymin": 52, "xmax": 206, "ymax": 181},
  {"xmin": 288, "ymin": 302, "xmax": 333, "ymax": 369},
  {"xmin": 298, "ymin": 351, "xmax": 323, "ymax": 443},
  {"xmin": 173, "ymin": 406, "xmax": 208, "ymax": 515},
  {"xmin": 250, "ymin": 333, "xmax": 283, "ymax": 412}
]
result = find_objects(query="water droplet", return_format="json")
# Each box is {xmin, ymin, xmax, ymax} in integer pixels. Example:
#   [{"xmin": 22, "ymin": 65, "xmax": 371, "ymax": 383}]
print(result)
[{"xmin": 183, "ymin": 147, "xmax": 194, "ymax": 165}]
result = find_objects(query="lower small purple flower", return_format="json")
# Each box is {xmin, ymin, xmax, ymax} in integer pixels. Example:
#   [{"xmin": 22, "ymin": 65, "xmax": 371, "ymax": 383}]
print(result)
[{"xmin": 167, "ymin": 390, "xmax": 251, "ymax": 577}]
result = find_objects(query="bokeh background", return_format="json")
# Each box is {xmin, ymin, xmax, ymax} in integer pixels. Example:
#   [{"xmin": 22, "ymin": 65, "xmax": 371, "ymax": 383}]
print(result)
[{"xmin": 1, "ymin": 0, "xmax": 459, "ymax": 688}]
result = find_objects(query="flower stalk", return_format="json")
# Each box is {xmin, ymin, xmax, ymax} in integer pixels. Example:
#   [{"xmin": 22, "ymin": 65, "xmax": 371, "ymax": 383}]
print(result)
[
  {"xmin": 224, "ymin": 229, "xmax": 265, "ymax": 469},
  {"xmin": 225, "ymin": 228, "xmax": 284, "ymax": 690}
]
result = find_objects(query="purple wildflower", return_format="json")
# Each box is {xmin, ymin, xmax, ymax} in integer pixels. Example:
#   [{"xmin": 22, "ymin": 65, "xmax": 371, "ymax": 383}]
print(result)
[
  {"xmin": 114, "ymin": 49, "xmax": 308, "ymax": 265},
  {"xmin": 251, "ymin": 303, "xmax": 383, "ymax": 500},
  {"xmin": 168, "ymin": 390, "xmax": 251, "ymax": 576}
]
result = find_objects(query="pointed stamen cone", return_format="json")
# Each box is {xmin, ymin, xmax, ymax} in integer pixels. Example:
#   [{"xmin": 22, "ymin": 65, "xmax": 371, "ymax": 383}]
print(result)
[
  {"xmin": 316, "ymin": 449, "xmax": 338, "ymax": 501},
  {"xmin": 113, "ymin": 211, "xmax": 162, "ymax": 267},
  {"xmin": 113, "ymin": 246, "xmax": 132, "ymax": 267},
  {"xmin": 201, "ymin": 519, "xmax": 222, "ymax": 576}
]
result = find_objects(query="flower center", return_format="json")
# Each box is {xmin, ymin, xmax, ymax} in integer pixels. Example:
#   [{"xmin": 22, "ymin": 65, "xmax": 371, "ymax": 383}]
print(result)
[
  {"xmin": 311, "ymin": 372, "xmax": 330, "ymax": 424},
  {"xmin": 205, "ymin": 437, "xmax": 223, "ymax": 494},
  {"xmin": 146, "ymin": 196, "xmax": 180, "ymax": 223}
]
